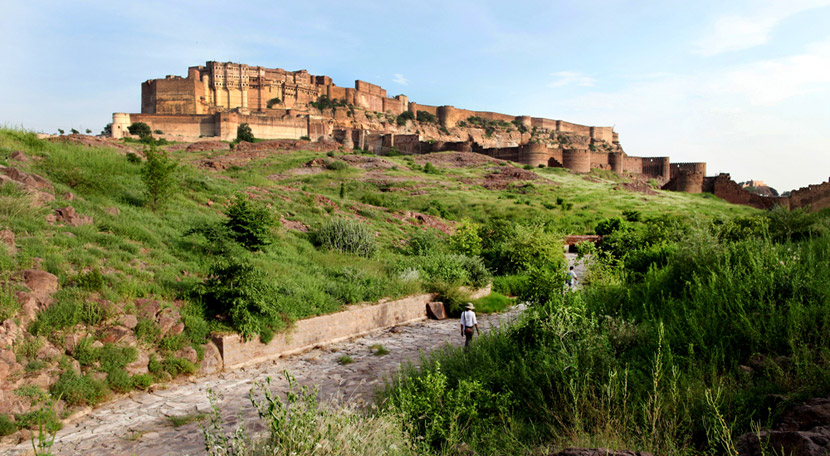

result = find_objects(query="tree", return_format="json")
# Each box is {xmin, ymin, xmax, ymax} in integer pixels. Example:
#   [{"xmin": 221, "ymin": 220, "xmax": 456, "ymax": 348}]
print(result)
[
  {"xmin": 224, "ymin": 195, "xmax": 274, "ymax": 250},
  {"xmin": 70, "ymin": 128, "xmax": 79, "ymax": 135},
  {"xmin": 85, "ymin": 129, "xmax": 92, "ymax": 134},
  {"xmin": 236, "ymin": 123, "xmax": 254, "ymax": 143},
  {"xmin": 141, "ymin": 146, "xmax": 177, "ymax": 211},
  {"xmin": 128, "ymin": 122, "xmax": 152, "ymax": 138},
  {"xmin": 102, "ymin": 123, "xmax": 112, "ymax": 136}
]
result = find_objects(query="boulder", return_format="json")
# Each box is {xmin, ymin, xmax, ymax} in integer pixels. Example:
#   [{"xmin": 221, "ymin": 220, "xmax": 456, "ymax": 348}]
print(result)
[
  {"xmin": 63, "ymin": 191, "xmax": 75, "ymax": 201},
  {"xmin": 101, "ymin": 326, "xmax": 133, "ymax": 344},
  {"xmin": 135, "ymin": 299, "xmax": 161, "ymax": 319},
  {"xmin": 64, "ymin": 332, "xmax": 87, "ymax": 355},
  {"xmin": 125, "ymin": 350, "xmax": 149, "ymax": 375},
  {"xmin": 47, "ymin": 206, "xmax": 93, "ymax": 227},
  {"xmin": 105, "ymin": 206, "xmax": 120, "ymax": 216},
  {"xmin": 22, "ymin": 269, "xmax": 58, "ymax": 298},
  {"xmin": 737, "ymin": 397, "xmax": 830, "ymax": 456},
  {"xmin": 118, "ymin": 314, "xmax": 138, "ymax": 330},
  {"xmin": 199, "ymin": 341, "xmax": 223, "ymax": 375},
  {"xmin": 0, "ymin": 167, "xmax": 53, "ymax": 192},
  {"xmin": 36, "ymin": 342, "xmax": 63, "ymax": 361},
  {"xmin": 0, "ymin": 319, "xmax": 22, "ymax": 350},
  {"xmin": 426, "ymin": 301, "xmax": 447, "ymax": 320},
  {"xmin": 0, "ymin": 229, "xmax": 15, "ymax": 254},
  {"xmin": 0, "ymin": 348, "xmax": 22, "ymax": 382},
  {"xmin": 9, "ymin": 151, "xmax": 29, "ymax": 162},
  {"xmin": 157, "ymin": 308, "xmax": 182, "ymax": 336},
  {"xmin": 175, "ymin": 346, "xmax": 199, "ymax": 364}
]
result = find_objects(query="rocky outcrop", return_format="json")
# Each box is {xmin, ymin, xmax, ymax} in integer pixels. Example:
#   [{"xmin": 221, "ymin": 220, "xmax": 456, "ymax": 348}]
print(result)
[
  {"xmin": 737, "ymin": 397, "xmax": 830, "ymax": 456},
  {"xmin": 46, "ymin": 206, "xmax": 94, "ymax": 226}
]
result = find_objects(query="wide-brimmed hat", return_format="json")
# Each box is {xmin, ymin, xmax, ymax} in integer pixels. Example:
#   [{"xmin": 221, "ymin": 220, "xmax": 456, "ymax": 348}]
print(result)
[{"xmin": 465, "ymin": 303, "xmax": 475, "ymax": 310}]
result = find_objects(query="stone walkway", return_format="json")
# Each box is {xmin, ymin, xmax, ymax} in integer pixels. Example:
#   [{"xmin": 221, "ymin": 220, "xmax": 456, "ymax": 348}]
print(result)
[{"xmin": 1, "ymin": 305, "xmax": 526, "ymax": 456}]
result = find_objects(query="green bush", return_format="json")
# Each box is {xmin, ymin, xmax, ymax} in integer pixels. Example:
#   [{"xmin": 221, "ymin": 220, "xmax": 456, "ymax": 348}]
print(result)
[
  {"xmin": 326, "ymin": 160, "xmax": 349, "ymax": 171},
  {"xmin": 236, "ymin": 123, "xmax": 255, "ymax": 143},
  {"xmin": 141, "ymin": 146, "xmax": 177, "ymax": 211},
  {"xmin": 50, "ymin": 371, "xmax": 108, "ymax": 406},
  {"xmin": 266, "ymin": 97, "xmax": 281, "ymax": 108},
  {"xmin": 131, "ymin": 373, "xmax": 154, "ymax": 390},
  {"xmin": 197, "ymin": 255, "xmax": 279, "ymax": 341},
  {"xmin": 163, "ymin": 356, "xmax": 197, "ymax": 376},
  {"xmin": 416, "ymin": 110, "xmax": 437, "ymax": 123},
  {"xmin": 315, "ymin": 218, "xmax": 377, "ymax": 257},
  {"xmin": 406, "ymin": 230, "xmax": 442, "ymax": 256},
  {"xmin": 396, "ymin": 110, "xmax": 415, "ymax": 126},
  {"xmin": 134, "ymin": 318, "xmax": 161, "ymax": 344},
  {"xmin": 29, "ymin": 300, "xmax": 81, "ymax": 335},
  {"xmin": 73, "ymin": 336, "xmax": 98, "ymax": 366},
  {"xmin": 225, "ymin": 195, "xmax": 274, "ymax": 250},
  {"xmin": 106, "ymin": 368, "xmax": 132, "ymax": 394},
  {"xmin": 0, "ymin": 413, "xmax": 16, "ymax": 436},
  {"xmin": 127, "ymin": 122, "xmax": 151, "ymax": 138}
]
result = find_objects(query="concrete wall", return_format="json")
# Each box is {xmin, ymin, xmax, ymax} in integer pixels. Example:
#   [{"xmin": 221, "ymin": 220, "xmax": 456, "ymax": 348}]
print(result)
[{"xmin": 215, "ymin": 293, "xmax": 435, "ymax": 368}]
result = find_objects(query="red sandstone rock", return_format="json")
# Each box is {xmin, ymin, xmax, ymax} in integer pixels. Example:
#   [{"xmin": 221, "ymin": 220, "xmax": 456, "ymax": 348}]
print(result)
[
  {"xmin": 23, "ymin": 269, "xmax": 58, "ymax": 297},
  {"xmin": 280, "ymin": 217, "xmax": 309, "ymax": 232},
  {"xmin": 0, "ymin": 167, "xmax": 53, "ymax": 192},
  {"xmin": 48, "ymin": 206, "xmax": 94, "ymax": 226},
  {"xmin": 185, "ymin": 141, "xmax": 230, "ymax": 152},
  {"xmin": 118, "ymin": 314, "xmax": 138, "ymax": 330},
  {"xmin": 426, "ymin": 302, "xmax": 447, "ymax": 320},
  {"xmin": 199, "ymin": 342, "xmax": 223, "ymax": 375},
  {"xmin": 135, "ymin": 299, "xmax": 162, "ymax": 319},
  {"xmin": 0, "ymin": 229, "xmax": 15, "ymax": 253},
  {"xmin": 63, "ymin": 191, "xmax": 76, "ymax": 201},
  {"xmin": 102, "ymin": 326, "xmax": 133, "ymax": 344},
  {"xmin": 104, "ymin": 206, "xmax": 121, "ymax": 216},
  {"xmin": 9, "ymin": 151, "xmax": 29, "ymax": 162},
  {"xmin": 737, "ymin": 397, "xmax": 830, "ymax": 456},
  {"xmin": 157, "ymin": 308, "xmax": 182, "ymax": 336},
  {"xmin": 175, "ymin": 346, "xmax": 199, "ymax": 364},
  {"xmin": 126, "ymin": 350, "xmax": 149, "ymax": 375}
]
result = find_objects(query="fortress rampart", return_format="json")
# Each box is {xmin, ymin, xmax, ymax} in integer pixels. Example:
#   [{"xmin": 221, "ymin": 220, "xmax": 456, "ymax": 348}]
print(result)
[{"xmin": 114, "ymin": 61, "xmax": 830, "ymax": 210}]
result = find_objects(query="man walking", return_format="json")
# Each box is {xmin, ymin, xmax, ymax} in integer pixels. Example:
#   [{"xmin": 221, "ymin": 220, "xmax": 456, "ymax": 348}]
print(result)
[{"xmin": 460, "ymin": 303, "xmax": 480, "ymax": 350}]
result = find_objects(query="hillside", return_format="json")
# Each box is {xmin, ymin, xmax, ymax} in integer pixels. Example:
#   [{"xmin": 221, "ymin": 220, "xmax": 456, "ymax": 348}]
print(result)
[{"xmin": 0, "ymin": 128, "xmax": 759, "ymax": 440}]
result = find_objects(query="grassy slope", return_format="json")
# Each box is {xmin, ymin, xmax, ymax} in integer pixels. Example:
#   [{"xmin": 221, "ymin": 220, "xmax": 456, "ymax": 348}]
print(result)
[{"xmin": 0, "ymin": 128, "xmax": 760, "ymax": 433}]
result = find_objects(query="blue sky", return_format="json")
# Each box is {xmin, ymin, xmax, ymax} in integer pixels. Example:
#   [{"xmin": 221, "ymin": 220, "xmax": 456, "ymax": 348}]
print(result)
[{"xmin": 2, "ymin": 0, "xmax": 829, "ymax": 192}]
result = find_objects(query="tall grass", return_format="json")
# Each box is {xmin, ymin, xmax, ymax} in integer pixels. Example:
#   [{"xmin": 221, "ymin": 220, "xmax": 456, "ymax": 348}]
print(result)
[{"xmin": 381, "ymin": 222, "xmax": 830, "ymax": 454}]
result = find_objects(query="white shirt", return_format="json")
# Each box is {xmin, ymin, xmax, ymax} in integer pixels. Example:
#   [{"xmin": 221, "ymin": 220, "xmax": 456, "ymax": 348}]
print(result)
[{"xmin": 460, "ymin": 310, "xmax": 477, "ymax": 327}]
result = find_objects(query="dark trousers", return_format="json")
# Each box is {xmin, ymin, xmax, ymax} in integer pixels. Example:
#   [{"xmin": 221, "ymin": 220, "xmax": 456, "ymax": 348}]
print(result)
[{"xmin": 464, "ymin": 328, "xmax": 473, "ymax": 349}]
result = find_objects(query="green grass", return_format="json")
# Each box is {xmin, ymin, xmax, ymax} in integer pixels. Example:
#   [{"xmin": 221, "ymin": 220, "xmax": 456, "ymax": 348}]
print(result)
[
  {"xmin": 472, "ymin": 292, "xmax": 513, "ymax": 313},
  {"xmin": 337, "ymin": 355, "xmax": 354, "ymax": 365},
  {"xmin": 0, "ymin": 126, "xmax": 772, "ymax": 440}
]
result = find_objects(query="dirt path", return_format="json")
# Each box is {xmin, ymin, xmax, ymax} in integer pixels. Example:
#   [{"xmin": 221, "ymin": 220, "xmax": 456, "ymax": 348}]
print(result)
[{"xmin": 1, "ymin": 306, "xmax": 526, "ymax": 456}]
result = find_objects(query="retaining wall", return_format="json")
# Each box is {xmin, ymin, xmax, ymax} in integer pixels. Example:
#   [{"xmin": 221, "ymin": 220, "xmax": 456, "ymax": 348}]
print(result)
[{"xmin": 213, "ymin": 285, "xmax": 491, "ymax": 369}]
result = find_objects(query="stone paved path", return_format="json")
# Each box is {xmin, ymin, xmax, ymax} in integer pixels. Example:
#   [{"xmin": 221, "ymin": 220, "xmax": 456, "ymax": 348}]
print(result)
[{"xmin": 1, "ymin": 305, "xmax": 526, "ymax": 456}]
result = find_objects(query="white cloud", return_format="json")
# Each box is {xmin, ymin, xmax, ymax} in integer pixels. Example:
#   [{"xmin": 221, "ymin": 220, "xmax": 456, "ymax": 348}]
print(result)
[
  {"xmin": 693, "ymin": 0, "xmax": 830, "ymax": 56},
  {"xmin": 393, "ymin": 73, "xmax": 408, "ymax": 85},
  {"xmin": 708, "ymin": 39, "xmax": 830, "ymax": 105},
  {"xmin": 548, "ymin": 71, "xmax": 596, "ymax": 88}
]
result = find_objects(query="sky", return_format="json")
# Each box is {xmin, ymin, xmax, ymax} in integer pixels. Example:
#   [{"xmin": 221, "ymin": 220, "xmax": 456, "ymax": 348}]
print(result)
[{"xmin": 1, "ymin": 0, "xmax": 829, "ymax": 192}]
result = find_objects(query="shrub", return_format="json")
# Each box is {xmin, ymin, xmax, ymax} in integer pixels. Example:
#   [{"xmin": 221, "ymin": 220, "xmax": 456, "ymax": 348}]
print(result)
[
  {"xmin": 126, "ymin": 152, "xmax": 141, "ymax": 164},
  {"xmin": 315, "ymin": 218, "xmax": 377, "ymax": 257},
  {"xmin": 106, "ymin": 368, "xmax": 132, "ymax": 394},
  {"xmin": 406, "ymin": 230, "xmax": 442, "ymax": 256},
  {"xmin": 163, "ymin": 356, "xmax": 197, "ymax": 376},
  {"xmin": 73, "ymin": 336, "xmax": 98, "ymax": 366},
  {"xmin": 337, "ymin": 355, "xmax": 354, "ymax": 365},
  {"xmin": 141, "ymin": 146, "xmax": 177, "ymax": 211},
  {"xmin": 595, "ymin": 216, "xmax": 628, "ymax": 236},
  {"xmin": 131, "ymin": 373, "xmax": 154, "ymax": 390},
  {"xmin": 396, "ymin": 111, "xmax": 415, "ymax": 126},
  {"xmin": 266, "ymin": 97, "xmax": 281, "ymax": 108},
  {"xmin": 416, "ymin": 110, "xmax": 437, "ymax": 123},
  {"xmin": 326, "ymin": 160, "xmax": 349, "ymax": 171},
  {"xmin": 134, "ymin": 318, "xmax": 161, "ymax": 344},
  {"xmin": 0, "ymin": 413, "xmax": 15, "ymax": 436},
  {"xmin": 127, "ymin": 122, "xmax": 151, "ymax": 138},
  {"xmin": 225, "ymin": 195, "xmax": 274, "ymax": 250},
  {"xmin": 236, "ymin": 123, "xmax": 254, "ymax": 143},
  {"xmin": 448, "ymin": 220, "xmax": 482, "ymax": 256},
  {"xmin": 423, "ymin": 162, "xmax": 440, "ymax": 174},
  {"xmin": 29, "ymin": 300, "xmax": 81, "ymax": 336},
  {"xmin": 197, "ymin": 255, "xmax": 278, "ymax": 341},
  {"xmin": 50, "ymin": 371, "xmax": 108, "ymax": 406},
  {"xmin": 300, "ymin": 135, "xmax": 311, "ymax": 141}
]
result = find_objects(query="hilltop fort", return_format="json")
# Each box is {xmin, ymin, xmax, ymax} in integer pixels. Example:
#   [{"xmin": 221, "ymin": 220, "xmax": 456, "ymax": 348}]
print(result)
[{"xmin": 112, "ymin": 61, "xmax": 830, "ymax": 211}]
